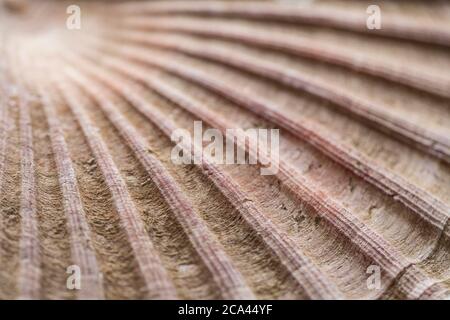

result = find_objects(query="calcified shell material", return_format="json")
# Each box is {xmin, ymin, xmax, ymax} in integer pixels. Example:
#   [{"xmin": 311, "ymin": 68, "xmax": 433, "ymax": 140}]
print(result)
[{"xmin": 0, "ymin": 0, "xmax": 449, "ymax": 300}]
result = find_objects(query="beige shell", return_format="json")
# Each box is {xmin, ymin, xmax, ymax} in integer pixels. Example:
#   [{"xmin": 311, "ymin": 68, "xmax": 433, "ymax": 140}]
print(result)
[{"xmin": 0, "ymin": 0, "xmax": 449, "ymax": 299}]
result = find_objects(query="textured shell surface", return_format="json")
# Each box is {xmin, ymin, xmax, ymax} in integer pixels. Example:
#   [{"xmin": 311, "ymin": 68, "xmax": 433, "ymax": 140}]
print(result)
[{"xmin": 0, "ymin": 0, "xmax": 449, "ymax": 300}]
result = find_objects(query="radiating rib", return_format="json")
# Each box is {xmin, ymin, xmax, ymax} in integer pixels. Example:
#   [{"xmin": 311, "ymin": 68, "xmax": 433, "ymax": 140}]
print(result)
[
  {"xmin": 54, "ymin": 79, "xmax": 177, "ymax": 300},
  {"xmin": 9, "ymin": 42, "xmax": 45, "ymax": 299},
  {"xmin": 0, "ymin": 90, "xmax": 8, "ymax": 191},
  {"xmin": 418, "ymin": 280, "xmax": 450, "ymax": 300},
  {"xmin": 64, "ymin": 67, "xmax": 255, "ymax": 300},
  {"xmin": 17, "ymin": 94, "xmax": 41, "ymax": 299},
  {"xmin": 34, "ymin": 87, "xmax": 104, "ymax": 300}
]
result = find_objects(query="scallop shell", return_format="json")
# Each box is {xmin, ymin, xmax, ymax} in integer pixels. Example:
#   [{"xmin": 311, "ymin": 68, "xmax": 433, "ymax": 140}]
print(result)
[{"xmin": 0, "ymin": 0, "xmax": 449, "ymax": 300}]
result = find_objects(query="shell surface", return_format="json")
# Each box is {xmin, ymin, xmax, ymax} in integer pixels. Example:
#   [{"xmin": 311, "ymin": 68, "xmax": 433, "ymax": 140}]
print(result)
[{"xmin": 0, "ymin": 0, "xmax": 449, "ymax": 299}]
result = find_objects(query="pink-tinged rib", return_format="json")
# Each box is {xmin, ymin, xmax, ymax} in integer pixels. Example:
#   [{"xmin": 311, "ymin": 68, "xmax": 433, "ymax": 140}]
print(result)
[
  {"xmin": 0, "ymin": 94, "xmax": 8, "ymax": 191},
  {"xmin": 37, "ymin": 88, "xmax": 104, "ymax": 300},
  {"xmin": 99, "ymin": 45, "xmax": 450, "ymax": 233},
  {"xmin": 418, "ymin": 281, "xmax": 450, "ymax": 300},
  {"xmin": 113, "ymin": 31, "xmax": 450, "ymax": 163},
  {"xmin": 65, "ymin": 68, "xmax": 255, "ymax": 300},
  {"xmin": 88, "ymin": 53, "xmax": 446, "ymax": 299},
  {"xmin": 119, "ymin": 17, "xmax": 450, "ymax": 100},
  {"xmin": 381, "ymin": 264, "xmax": 449, "ymax": 300},
  {"xmin": 17, "ymin": 96, "xmax": 41, "ymax": 299},
  {"xmin": 66, "ymin": 55, "xmax": 344, "ymax": 300},
  {"xmin": 113, "ymin": 1, "xmax": 450, "ymax": 47},
  {"xmin": 55, "ymin": 80, "xmax": 177, "ymax": 300},
  {"xmin": 0, "ymin": 87, "xmax": 11, "ymax": 271},
  {"xmin": 388, "ymin": 223, "xmax": 450, "ymax": 300}
]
